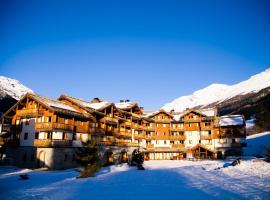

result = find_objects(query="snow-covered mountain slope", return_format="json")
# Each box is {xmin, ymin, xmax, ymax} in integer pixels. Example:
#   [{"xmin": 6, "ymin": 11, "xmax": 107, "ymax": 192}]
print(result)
[
  {"xmin": 162, "ymin": 68, "xmax": 270, "ymax": 112},
  {"xmin": 0, "ymin": 76, "xmax": 33, "ymax": 100}
]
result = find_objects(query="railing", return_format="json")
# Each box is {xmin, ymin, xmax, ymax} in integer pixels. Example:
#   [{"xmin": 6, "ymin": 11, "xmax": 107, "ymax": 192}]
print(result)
[
  {"xmin": 100, "ymin": 116, "xmax": 118, "ymax": 123},
  {"xmin": 76, "ymin": 125, "xmax": 89, "ymax": 133},
  {"xmin": 200, "ymin": 135, "xmax": 212, "ymax": 140},
  {"xmin": 155, "ymin": 119, "xmax": 171, "ymax": 123},
  {"xmin": 125, "ymin": 121, "xmax": 132, "ymax": 126},
  {"xmin": 144, "ymin": 126, "xmax": 155, "ymax": 131},
  {"xmin": 34, "ymin": 139, "xmax": 72, "ymax": 147},
  {"xmin": 35, "ymin": 123, "xmax": 74, "ymax": 131},
  {"xmin": 183, "ymin": 118, "xmax": 201, "ymax": 122},
  {"xmin": 170, "ymin": 127, "xmax": 184, "ymax": 131},
  {"xmin": 169, "ymin": 135, "xmax": 186, "ymax": 140},
  {"xmin": 134, "ymin": 134, "xmax": 145, "ymax": 139},
  {"xmin": 146, "ymin": 144, "xmax": 154, "ymax": 148},
  {"xmin": 96, "ymin": 141, "xmax": 137, "ymax": 147},
  {"xmin": 171, "ymin": 143, "xmax": 185, "ymax": 148}
]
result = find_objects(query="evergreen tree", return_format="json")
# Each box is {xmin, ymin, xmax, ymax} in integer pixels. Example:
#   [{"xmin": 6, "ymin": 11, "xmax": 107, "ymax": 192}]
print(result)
[
  {"xmin": 131, "ymin": 149, "xmax": 144, "ymax": 170},
  {"xmin": 75, "ymin": 141, "xmax": 101, "ymax": 178}
]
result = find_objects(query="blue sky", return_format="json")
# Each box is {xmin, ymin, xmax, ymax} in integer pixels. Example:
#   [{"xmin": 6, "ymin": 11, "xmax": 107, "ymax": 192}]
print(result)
[{"xmin": 0, "ymin": 0, "xmax": 269, "ymax": 110}]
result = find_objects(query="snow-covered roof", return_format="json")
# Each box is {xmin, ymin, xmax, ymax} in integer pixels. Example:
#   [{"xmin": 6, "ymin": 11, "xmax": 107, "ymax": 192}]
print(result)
[
  {"xmin": 199, "ymin": 108, "xmax": 216, "ymax": 117},
  {"xmin": 219, "ymin": 115, "xmax": 245, "ymax": 126},
  {"xmin": 143, "ymin": 109, "xmax": 173, "ymax": 118},
  {"xmin": 87, "ymin": 101, "xmax": 112, "ymax": 111},
  {"xmin": 33, "ymin": 95, "xmax": 79, "ymax": 113},
  {"xmin": 59, "ymin": 95, "xmax": 112, "ymax": 112},
  {"xmin": 115, "ymin": 102, "xmax": 138, "ymax": 110}
]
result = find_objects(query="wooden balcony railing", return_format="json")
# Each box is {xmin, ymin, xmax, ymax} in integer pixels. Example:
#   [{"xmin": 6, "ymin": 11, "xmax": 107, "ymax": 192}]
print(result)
[
  {"xmin": 125, "ymin": 121, "xmax": 132, "ymax": 126},
  {"xmin": 171, "ymin": 143, "xmax": 185, "ymax": 148},
  {"xmin": 146, "ymin": 144, "xmax": 154, "ymax": 148},
  {"xmin": 144, "ymin": 126, "xmax": 155, "ymax": 131},
  {"xmin": 170, "ymin": 127, "xmax": 184, "ymax": 132},
  {"xmin": 134, "ymin": 134, "xmax": 145, "ymax": 139},
  {"xmin": 35, "ymin": 123, "xmax": 74, "ymax": 131},
  {"xmin": 75, "ymin": 125, "xmax": 90, "ymax": 133},
  {"xmin": 200, "ymin": 135, "xmax": 212, "ymax": 140},
  {"xmin": 169, "ymin": 135, "xmax": 186, "ymax": 140},
  {"xmin": 34, "ymin": 139, "xmax": 72, "ymax": 147},
  {"xmin": 155, "ymin": 119, "xmax": 171, "ymax": 123},
  {"xmin": 96, "ymin": 141, "xmax": 137, "ymax": 147}
]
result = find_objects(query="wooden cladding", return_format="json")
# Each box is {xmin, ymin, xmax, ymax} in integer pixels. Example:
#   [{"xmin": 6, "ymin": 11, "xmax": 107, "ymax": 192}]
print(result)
[
  {"xmin": 34, "ymin": 139, "xmax": 72, "ymax": 147},
  {"xmin": 35, "ymin": 122, "xmax": 74, "ymax": 131}
]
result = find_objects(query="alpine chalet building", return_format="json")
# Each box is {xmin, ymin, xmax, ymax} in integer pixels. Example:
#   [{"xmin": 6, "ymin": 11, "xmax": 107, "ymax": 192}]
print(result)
[{"xmin": 0, "ymin": 93, "xmax": 246, "ymax": 169}]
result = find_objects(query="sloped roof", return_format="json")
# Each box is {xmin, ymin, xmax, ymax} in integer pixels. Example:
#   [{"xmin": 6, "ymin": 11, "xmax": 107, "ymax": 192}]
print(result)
[
  {"xmin": 115, "ymin": 102, "xmax": 138, "ymax": 110},
  {"xmin": 219, "ymin": 115, "xmax": 245, "ymax": 126},
  {"xmin": 171, "ymin": 108, "xmax": 217, "ymax": 121},
  {"xmin": 58, "ymin": 95, "xmax": 105, "ymax": 115},
  {"xmin": 3, "ymin": 93, "xmax": 89, "ymax": 119},
  {"xmin": 144, "ymin": 109, "xmax": 173, "ymax": 118}
]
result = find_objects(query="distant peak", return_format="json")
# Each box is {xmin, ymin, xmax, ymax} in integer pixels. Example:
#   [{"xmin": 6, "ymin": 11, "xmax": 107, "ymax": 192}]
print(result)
[{"xmin": 0, "ymin": 76, "xmax": 34, "ymax": 100}]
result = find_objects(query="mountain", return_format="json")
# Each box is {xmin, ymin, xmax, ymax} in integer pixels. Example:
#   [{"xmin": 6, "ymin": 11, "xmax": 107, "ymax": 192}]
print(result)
[
  {"xmin": 0, "ymin": 76, "xmax": 33, "ymax": 115},
  {"xmin": 162, "ymin": 68, "xmax": 270, "ymax": 131}
]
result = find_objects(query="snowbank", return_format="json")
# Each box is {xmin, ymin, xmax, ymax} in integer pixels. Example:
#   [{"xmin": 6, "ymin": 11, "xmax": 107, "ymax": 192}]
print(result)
[{"xmin": 244, "ymin": 132, "xmax": 270, "ymax": 156}]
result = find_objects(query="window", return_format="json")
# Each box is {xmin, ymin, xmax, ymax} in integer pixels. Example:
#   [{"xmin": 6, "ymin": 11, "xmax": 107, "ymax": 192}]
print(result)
[
  {"xmin": 24, "ymin": 132, "xmax": 28, "ymax": 140},
  {"xmin": 205, "ymin": 122, "xmax": 211, "ymax": 126},
  {"xmin": 35, "ymin": 132, "xmax": 39, "ymax": 139},
  {"xmin": 47, "ymin": 132, "xmax": 52, "ymax": 139},
  {"xmin": 163, "ymin": 124, "xmax": 166, "ymax": 128}
]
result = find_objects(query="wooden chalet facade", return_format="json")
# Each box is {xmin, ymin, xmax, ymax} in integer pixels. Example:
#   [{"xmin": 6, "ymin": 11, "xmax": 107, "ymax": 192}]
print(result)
[{"xmin": 0, "ymin": 93, "xmax": 246, "ymax": 169}]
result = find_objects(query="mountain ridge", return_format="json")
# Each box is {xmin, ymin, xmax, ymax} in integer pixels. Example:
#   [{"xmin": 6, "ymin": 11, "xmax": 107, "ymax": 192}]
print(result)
[{"xmin": 162, "ymin": 68, "xmax": 270, "ymax": 113}]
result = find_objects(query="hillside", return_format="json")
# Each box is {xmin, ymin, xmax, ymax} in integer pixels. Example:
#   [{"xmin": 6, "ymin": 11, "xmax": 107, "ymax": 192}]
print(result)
[
  {"xmin": 0, "ymin": 76, "xmax": 33, "ymax": 115},
  {"xmin": 162, "ymin": 68, "xmax": 270, "ymax": 131}
]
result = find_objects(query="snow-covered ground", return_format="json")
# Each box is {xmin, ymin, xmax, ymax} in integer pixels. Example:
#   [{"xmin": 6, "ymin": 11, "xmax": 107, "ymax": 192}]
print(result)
[
  {"xmin": 0, "ymin": 159, "xmax": 269, "ymax": 200},
  {"xmin": 244, "ymin": 132, "xmax": 270, "ymax": 157}
]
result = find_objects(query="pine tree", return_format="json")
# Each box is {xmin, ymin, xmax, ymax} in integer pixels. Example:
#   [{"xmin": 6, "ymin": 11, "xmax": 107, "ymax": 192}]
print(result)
[
  {"xmin": 131, "ymin": 149, "xmax": 145, "ymax": 170},
  {"xmin": 75, "ymin": 141, "xmax": 101, "ymax": 178}
]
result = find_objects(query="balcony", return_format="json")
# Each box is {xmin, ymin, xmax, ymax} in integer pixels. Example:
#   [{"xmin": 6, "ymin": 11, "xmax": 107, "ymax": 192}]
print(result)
[
  {"xmin": 171, "ymin": 143, "xmax": 185, "ymax": 148},
  {"xmin": 124, "ymin": 121, "xmax": 132, "ymax": 127},
  {"xmin": 134, "ymin": 134, "xmax": 145, "ymax": 139},
  {"xmin": 200, "ymin": 135, "xmax": 212, "ymax": 140},
  {"xmin": 155, "ymin": 119, "xmax": 171, "ymax": 123},
  {"xmin": 170, "ymin": 127, "xmax": 184, "ymax": 132},
  {"xmin": 96, "ymin": 141, "xmax": 137, "ymax": 147},
  {"xmin": 34, "ymin": 139, "xmax": 72, "ymax": 147},
  {"xmin": 100, "ymin": 116, "xmax": 118, "ymax": 124},
  {"xmin": 16, "ymin": 108, "xmax": 39, "ymax": 117},
  {"xmin": 169, "ymin": 135, "xmax": 186, "ymax": 140},
  {"xmin": 144, "ymin": 126, "xmax": 155, "ymax": 131},
  {"xmin": 146, "ymin": 144, "xmax": 154, "ymax": 148},
  {"xmin": 75, "ymin": 125, "xmax": 90, "ymax": 133},
  {"xmin": 35, "ymin": 123, "xmax": 74, "ymax": 131}
]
